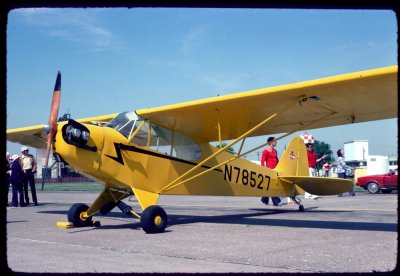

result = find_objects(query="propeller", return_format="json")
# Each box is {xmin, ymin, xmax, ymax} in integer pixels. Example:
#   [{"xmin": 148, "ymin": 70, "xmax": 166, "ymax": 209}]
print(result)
[{"xmin": 44, "ymin": 71, "xmax": 61, "ymax": 175}]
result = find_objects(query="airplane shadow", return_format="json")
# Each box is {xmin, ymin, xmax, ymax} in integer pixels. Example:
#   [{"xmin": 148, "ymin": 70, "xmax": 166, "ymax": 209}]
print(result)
[
  {"xmin": 6, "ymin": 220, "xmax": 29, "ymax": 224},
  {"xmin": 39, "ymin": 207, "xmax": 397, "ymax": 233},
  {"xmin": 166, "ymin": 210, "xmax": 397, "ymax": 232}
]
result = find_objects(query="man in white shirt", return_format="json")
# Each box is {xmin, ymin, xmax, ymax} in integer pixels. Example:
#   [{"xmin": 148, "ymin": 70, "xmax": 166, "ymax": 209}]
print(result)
[{"xmin": 20, "ymin": 146, "xmax": 38, "ymax": 205}]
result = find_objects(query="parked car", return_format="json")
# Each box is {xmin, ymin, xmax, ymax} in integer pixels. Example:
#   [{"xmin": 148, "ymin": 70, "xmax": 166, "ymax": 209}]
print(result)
[{"xmin": 356, "ymin": 173, "xmax": 398, "ymax": 194}]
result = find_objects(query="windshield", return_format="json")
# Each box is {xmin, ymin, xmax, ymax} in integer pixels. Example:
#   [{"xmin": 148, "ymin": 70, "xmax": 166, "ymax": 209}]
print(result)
[
  {"xmin": 104, "ymin": 111, "xmax": 138, "ymax": 139},
  {"xmin": 105, "ymin": 112, "xmax": 201, "ymax": 161}
]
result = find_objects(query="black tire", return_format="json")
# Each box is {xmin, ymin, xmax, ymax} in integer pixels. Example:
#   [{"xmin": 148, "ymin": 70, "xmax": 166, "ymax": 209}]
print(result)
[
  {"xmin": 299, "ymin": 205, "xmax": 305, "ymax": 212},
  {"xmin": 140, "ymin": 205, "xmax": 168, "ymax": 234},
  {"xmin": 68, "ymin": 203, "xmax": 93, "ymax": 227},
  {"xmin": 367, "ymin": 182, "xmax": 380, "ymax": 194}
]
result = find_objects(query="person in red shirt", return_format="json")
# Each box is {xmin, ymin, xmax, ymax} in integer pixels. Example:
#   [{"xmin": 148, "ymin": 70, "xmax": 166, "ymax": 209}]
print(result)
[
  {"xmin": 322, "ymin": 162, "xmax": 330, "ymax": 177},
  {"xmin": 260, "ymin": 137, "xmax": 281, "ymax": 206},
  {"xmin": 305, "ymin": 143, "xmax": 326, "ymax": 199}
]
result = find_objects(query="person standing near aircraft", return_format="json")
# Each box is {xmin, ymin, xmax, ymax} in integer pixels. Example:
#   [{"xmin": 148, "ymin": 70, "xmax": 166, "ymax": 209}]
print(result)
[
  {"xmin": 20, "ymin": 146, "xmax": 38, "ymax": 206},
  {"xmin": 260, "ymin": 137, "xmax": 282, "ymax": 207},
  {"xmin": 6, "ymin": 152, "xmax": 11, "ymax": 206},
  {"xmin": 322, "ymin": 162, "xmax": 330, "ymax": 177},
  {"xmin": 305, "ymin": 143, "xmax": 327, "ymax": 199},
  {"xmin": 10, "ymin": 154, "xmax": 25, "ymax": 207},
  {"xmin": 336, "ymin": 148, "xmax": 356, "ymax": 197}
]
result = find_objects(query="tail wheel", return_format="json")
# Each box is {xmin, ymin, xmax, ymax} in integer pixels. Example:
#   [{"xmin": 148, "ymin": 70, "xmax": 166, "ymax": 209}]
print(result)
[
  {"xmin": 140, "ymin": 205, "xmax": 168, "ymax": 234},
  {"xmin": 68, "ymin": 203, "xmax": 93, "ymax": 227}
]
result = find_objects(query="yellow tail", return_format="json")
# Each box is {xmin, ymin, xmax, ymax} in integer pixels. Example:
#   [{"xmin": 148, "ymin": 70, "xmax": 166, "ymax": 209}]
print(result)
[
  {"xmin": 276, "ymin": 136, "xmax": 353, "ymax": 195},
  {"xmin": 275, "ymin": 136, "xmax": 309, "ymax": 177}
]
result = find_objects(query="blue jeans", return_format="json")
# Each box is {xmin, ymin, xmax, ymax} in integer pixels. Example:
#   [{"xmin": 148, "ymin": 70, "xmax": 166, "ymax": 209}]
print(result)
[
  {"xmin": 337, "ymin": 172, "xmax": 355, "ymax": 197},
  {"xmin": 261, "ymin": 197, "xmax": 281, "ymax": 206},
  {"xmin": 11, "ymin": 181, "xmax": 25, "ymax": 207}
]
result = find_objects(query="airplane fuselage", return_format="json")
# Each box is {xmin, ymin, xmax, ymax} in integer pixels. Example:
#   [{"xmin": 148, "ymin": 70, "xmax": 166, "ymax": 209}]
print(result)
[{"xmin": 54, "ymin": 121, "xmax": 296, "ymax": 198}]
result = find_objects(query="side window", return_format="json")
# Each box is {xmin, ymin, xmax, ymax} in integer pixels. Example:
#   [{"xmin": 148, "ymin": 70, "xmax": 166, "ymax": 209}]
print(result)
[
  {"xmin": 148, "ymin": 123, "xmax": 174, "ymax": 155},
  {"xmin": 173, "ymin": 132, "xmax": 202, "ymax": 160},
  {"xmin": 130, "ymin": 120, "xmax": 150, "ymax": 146},
  {"xmin": 129, "ymin": 120, "xmax": 201, "ymax": 161}
]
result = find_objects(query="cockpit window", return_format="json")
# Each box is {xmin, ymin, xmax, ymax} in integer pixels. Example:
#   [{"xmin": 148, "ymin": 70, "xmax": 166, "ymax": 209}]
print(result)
[
  {"xmin": 105, "ymin": 111, "xmax": 201, "ymax": 161},
  {"xmin": 104, "ymin": 111, "xmax": 137, "ymax": 138}
]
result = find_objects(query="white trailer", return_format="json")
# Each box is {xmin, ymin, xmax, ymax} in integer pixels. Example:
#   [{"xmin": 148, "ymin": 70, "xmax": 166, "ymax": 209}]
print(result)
[
  {"xmin": 367, "ymin": 155, "xmax": 389, "ymax": 175},
  {"xmin": 344, "ymin": 140, "xmax": 369, "ymax": 162}
]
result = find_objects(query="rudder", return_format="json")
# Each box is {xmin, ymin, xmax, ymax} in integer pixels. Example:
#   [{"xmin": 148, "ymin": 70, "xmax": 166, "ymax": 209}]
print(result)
[{"xmin": 275, "ymin": 137, "xmax": 309, "ymax": 177}]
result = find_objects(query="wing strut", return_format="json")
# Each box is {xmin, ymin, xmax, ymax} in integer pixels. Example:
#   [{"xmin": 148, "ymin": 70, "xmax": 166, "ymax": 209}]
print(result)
[
  {"xmin": 216, "ymin": 109, "xmax": 223, "ymax": 148},
  {"xmin": 160, "ymin": 110, "xmax": 336, "ymax": 193},
  {"xmin": 160, "ymin": 95, "xmax": 316, "ymax": 193}
]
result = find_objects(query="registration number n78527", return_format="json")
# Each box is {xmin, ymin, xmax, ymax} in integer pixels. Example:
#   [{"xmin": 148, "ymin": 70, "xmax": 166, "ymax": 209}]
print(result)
[{"xmin": 224, "ymin": 164, "xmax": 271, "ymax": 190}]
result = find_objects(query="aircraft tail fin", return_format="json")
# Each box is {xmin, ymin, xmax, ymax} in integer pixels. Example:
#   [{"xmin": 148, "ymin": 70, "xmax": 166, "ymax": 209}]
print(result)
[
  {"xmin": 275, "ymin": 136, "xmax": 353, "ymax": 196},
  {"xmin": 275, "ymin": 136, "xmax": 309, "ymax": 177}
]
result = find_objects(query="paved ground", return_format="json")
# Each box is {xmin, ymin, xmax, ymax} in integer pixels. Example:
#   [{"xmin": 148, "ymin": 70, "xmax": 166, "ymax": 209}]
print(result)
[{"xmin": 5, "ymin": 191, "xmax": 398, "ymax": 273}]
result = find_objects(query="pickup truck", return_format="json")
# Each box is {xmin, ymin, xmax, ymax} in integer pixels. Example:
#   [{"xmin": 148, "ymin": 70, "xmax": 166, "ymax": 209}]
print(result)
[{"xmin": 356, "ymin": 173, "xmax": 398, "ymax": 194}]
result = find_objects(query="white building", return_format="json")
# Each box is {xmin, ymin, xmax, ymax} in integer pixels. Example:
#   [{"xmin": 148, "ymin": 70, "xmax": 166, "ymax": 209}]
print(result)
[
  {"xmin": 344, "ymin": 140, "xmax": 396, "ymax": 175},
  {"xmin": 367, "ymin": 155, "xmax": 389, "ymax": 175},
  {"xmin": 344, "ymin": 140, "xmax": 368, "ymax": 166}
]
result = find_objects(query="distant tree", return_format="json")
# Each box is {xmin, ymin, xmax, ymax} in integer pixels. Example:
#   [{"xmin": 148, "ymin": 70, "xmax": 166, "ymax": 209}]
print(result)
[{"xmin": 313, "ymin": 140, "xmax": 334, "ymax": 171}]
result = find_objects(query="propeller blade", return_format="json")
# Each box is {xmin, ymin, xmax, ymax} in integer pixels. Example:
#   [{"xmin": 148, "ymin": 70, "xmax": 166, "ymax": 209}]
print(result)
[{"xmin": 44, "ymin": 71, "xmax": 61, "ymax": 169}]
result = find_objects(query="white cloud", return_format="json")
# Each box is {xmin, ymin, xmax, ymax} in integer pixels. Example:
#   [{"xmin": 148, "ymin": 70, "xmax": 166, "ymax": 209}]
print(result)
[
  {"xmin": 13, "ymin": 8, "xmax": 127, "ymax": 52},
  {"xmin": 180, "ymin": 26, "xmax": 209, "ymax": 53}
]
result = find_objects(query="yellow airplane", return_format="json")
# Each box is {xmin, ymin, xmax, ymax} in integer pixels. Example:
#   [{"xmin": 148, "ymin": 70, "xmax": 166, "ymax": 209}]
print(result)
[{"xmin": 7, "ymin": 65, "xmax": 397, "ymax": 233}]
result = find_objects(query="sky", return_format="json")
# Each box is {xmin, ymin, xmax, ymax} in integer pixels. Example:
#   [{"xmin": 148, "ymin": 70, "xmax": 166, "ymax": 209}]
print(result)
[{"xmin": 5, "ymin": 8, "xmax": 398, "ymax": 161}]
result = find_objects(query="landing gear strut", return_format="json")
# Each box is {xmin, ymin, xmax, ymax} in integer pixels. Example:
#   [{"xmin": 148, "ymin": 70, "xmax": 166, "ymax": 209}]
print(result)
[{"xmin": 292, "ymin": 197, "xmax": 305, "ymax": 212}]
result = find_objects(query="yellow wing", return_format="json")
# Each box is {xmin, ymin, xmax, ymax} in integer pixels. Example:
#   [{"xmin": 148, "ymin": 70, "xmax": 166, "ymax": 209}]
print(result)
[
  {"xmin": 7, "ymin": 113, "xmax": 118, "ymax": 149},
  {"xmin": 8, "ymin": 66, "xmax": 397, "ymax": 148},
  {"xmin": 137, "ymin": 65, "xmax": 397, "ymax": 142}
]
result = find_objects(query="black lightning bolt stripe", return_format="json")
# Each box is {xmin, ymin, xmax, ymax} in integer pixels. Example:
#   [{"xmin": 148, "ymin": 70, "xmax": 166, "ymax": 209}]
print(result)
[{"xmin": 105, "ymin": 143, "xmax": 223, "ymax": 172}]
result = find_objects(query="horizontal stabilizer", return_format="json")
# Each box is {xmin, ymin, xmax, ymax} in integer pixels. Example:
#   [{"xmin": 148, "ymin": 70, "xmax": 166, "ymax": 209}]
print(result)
[{"xmin": 279, "ymin": 176, "xmax": 353, "ymax": 195}]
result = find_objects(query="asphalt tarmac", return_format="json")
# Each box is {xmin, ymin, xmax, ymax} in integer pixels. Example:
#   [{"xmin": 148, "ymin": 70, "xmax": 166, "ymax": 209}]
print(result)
[{"xmin": 5, "ymin": 191, "xmax": 398, "ymax": 273}]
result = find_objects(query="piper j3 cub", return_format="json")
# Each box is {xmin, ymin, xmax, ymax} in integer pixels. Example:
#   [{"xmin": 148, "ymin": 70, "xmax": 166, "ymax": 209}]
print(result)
[{"xmin": 7, "ymin": 65, "xmax": 397, "ymax": 233}]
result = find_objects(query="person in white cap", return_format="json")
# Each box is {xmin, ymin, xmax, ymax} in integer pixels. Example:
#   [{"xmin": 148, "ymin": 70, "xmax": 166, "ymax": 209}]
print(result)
[
  {"xmin": 20, "ymin": 146, "xmax": 38, "ymax": 206},
  {"xmin": 10, "ymin": 154, "xmax": 26, "ymax": 207},
  {"xmin": 6, "ymin": 152, "xmax": 11, "ymax": 205}
]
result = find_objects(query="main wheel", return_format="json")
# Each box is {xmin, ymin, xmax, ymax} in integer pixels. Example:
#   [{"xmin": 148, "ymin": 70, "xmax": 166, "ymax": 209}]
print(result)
[
  {"xmin": 367, "ymin": 182, "xmax": 380, "ymax": 194},
  {"xmin": 68, "ymin": 203, "xmax": 93, "ymax": 227},
  {"xmin": 140, "ymin": 205, "xmax": 168, "ymax": 234}
]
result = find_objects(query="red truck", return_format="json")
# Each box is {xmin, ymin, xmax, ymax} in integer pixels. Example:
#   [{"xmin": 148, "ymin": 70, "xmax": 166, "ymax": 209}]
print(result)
[{"xmin": 356, "ymin": 173, "xmax": 398, "ymax": 194}]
